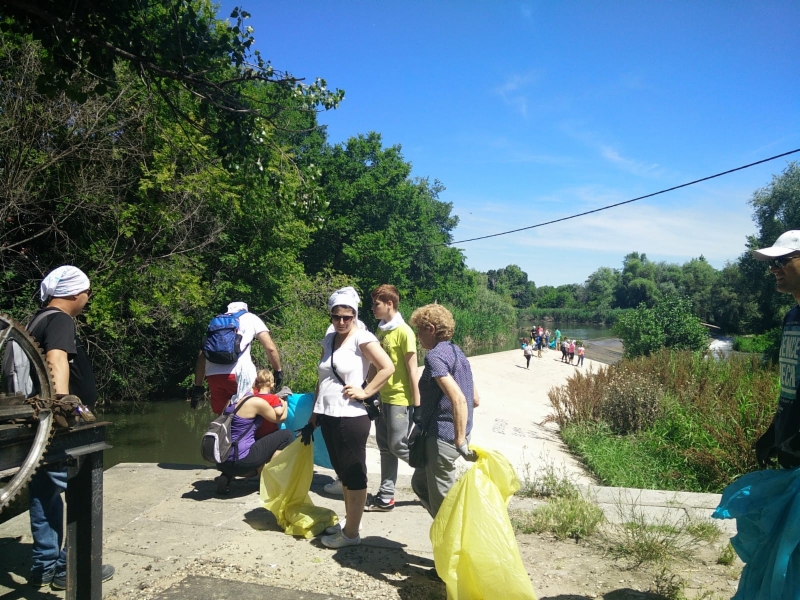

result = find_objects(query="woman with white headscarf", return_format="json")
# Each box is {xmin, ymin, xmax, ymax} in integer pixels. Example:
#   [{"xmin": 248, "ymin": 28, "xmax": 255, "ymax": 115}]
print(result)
[{"xmin": 307, "ymin": 287, "xmax": 394, "ymax": 548}]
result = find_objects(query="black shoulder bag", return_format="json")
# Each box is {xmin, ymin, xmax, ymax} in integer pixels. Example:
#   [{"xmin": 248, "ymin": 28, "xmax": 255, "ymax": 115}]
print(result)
[
  {"xmin": 330, "ymin": 336, "xmax": 382, "ymax": 421},
  {"xmin": 408, "ymin": 343, "xmax": 459, "ymax": 469}
]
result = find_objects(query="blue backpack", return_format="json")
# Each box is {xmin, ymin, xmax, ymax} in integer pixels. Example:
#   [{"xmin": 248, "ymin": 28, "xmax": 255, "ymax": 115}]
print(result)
[{"xmin": 202, "ymin": 309, "xmax": 249, "ymax": 364}]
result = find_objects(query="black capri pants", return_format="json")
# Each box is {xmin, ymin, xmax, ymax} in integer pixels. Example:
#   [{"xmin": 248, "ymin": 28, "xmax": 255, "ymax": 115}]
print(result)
[
  {"xmin": 236, "ymin": 429, "xmax": 293, "ymax": 470},
  {"xmin": 319, "ymin": 414, "xmax": 371, "ymax": 491}
]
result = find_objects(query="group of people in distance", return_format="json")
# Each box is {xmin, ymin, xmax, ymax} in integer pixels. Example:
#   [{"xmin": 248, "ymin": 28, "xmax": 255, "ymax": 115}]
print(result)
[
  {"xmin": 192, "ymin": 284, "xmax": 478, "ymax": 562},
  {"xmin": 560, "ymin": 338, "xmax": 584, "ymax": 366},
  {"xmin": 521, "ymin": 326, "xmax": 583, "ymax": 368}
]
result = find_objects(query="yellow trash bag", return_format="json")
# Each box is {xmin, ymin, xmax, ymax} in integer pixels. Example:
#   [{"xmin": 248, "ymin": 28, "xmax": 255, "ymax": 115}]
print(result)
[
  {"xmin": 260, "ymin": 437, "xmax": 338, "ymax": 538},
  {"xmin": 430, "ymin": 445, "xmax": 537, "ymax": 600}
]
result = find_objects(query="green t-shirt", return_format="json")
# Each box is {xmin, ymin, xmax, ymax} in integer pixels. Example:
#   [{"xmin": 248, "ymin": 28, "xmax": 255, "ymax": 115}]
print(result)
[{"xmin": 377, "ymin": 322, "xmax": 417, "ymax": 406}]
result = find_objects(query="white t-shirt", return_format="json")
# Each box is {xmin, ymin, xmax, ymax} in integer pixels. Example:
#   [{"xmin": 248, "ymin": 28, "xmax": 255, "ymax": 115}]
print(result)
[
  {"xmin": 205, "ymin": 312, "xmax": 269, "ymax": 377},
  {"xmin": 314, "ymin": 329, "xmax": 378, "ymax": 417}
]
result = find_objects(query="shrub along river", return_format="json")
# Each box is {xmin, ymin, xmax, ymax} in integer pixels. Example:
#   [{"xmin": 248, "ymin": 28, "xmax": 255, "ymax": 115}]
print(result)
[{"xmin": 97, "ymin": 323, "xmax": 615, "ymax": 469}]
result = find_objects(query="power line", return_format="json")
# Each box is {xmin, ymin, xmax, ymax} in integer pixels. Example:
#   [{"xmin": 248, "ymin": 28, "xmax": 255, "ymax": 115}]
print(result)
[{"xmin": 441, "ymin": 147, "xmax": 800, "ymax": 247}]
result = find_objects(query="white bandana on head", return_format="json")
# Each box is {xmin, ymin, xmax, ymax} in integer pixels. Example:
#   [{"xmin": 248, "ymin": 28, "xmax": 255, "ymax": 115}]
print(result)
[
  {"xmin": 327, "ymin": 287, "xmax": 360, "ymax": 319},
  {"xmin": 40, "ymin": 266, "xmax": 90, "ymax": 302},
  {"xmin": 227, "ymin": 301, "xmax": 248, "ymax": 313}
]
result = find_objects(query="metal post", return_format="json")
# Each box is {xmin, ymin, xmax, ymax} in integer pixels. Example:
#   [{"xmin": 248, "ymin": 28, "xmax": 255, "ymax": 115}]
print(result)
[{"xmin": 65, "ymin": 448, "xmax": 104, "ymax": 600}]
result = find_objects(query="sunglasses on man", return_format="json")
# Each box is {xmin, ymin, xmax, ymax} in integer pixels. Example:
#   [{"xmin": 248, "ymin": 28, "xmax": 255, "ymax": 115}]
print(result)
[{"xmin": 769, "ymin": 255, "xmax": 800, "ymax": 270}]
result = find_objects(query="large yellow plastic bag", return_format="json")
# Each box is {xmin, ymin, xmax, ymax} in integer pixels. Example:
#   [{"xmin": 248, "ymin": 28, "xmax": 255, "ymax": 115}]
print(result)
[
  {"xmin": 430, "ymin": 445, "xmax": 537, "ymax": 600},
  {"xmin": 260, "ymin": 437, "xmax": 337, "ymax": 538}
]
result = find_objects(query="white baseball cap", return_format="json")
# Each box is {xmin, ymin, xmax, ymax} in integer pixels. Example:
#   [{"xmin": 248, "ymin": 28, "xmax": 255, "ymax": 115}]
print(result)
[{"xmin": 753, "ymin": 230, "xmax": 800, "ymax": 261}]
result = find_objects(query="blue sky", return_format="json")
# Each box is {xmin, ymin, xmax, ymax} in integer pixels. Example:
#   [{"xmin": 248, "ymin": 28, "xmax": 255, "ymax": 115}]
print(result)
[{"xmin": 224, "ymin": 1, "xmax": 800, "ymax": 286}]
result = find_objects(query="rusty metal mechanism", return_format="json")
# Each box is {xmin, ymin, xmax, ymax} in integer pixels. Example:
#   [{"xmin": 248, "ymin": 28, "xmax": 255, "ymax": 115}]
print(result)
[{"xmin": 0, "ymin": 312, "xmax": 56, "ymax": 512}]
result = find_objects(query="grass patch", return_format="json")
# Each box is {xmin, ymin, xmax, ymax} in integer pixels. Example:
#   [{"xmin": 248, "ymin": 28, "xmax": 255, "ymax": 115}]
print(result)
[
  {"xmin": 548, "ymin": 348, "xmax": 779, "ymax": 493},
  {"xmin": 511, "ymin": 495, "xmax": 605, "ymax": 541},
  {"xmin": 717, "ymin": 542, "xmax": 737, "ymax": 566},
  {"xmin": 686, "ymin": 521, "xmax": 722, "ymax": 543},
  {"xmin": 516, "ymin": 457, "xmax": 579, "ymax": 499},
  {"xmin": 732, "ymin": 327, "xmax": 780, "ymax": 362}
]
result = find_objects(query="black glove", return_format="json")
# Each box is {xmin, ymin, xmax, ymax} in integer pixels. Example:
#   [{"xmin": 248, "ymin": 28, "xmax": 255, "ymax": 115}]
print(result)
[
  {"xmin": 190, "ymin": 385, "xmax": 205, "ymax": 409},
  {"xmin": 457, "ymin": 442, "xmax": 478, "ymax": 462},
  {"xmin": 413, "ymin": 407, "xmax": 423, "ymax": 426},
  {"xmin": 755, "ymin": 423, "xmax": 777, "ymax": 468},
  {"xmin": 297, "ymin": 422, "xmax": 315, "ymax": 446},
  {"xmin": 274, "ymin": 370, "xmax": 284, "ymax": 390}
]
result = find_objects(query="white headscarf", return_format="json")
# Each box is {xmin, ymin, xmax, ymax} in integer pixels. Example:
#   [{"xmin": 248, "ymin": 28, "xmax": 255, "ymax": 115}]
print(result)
[
  {"xmin": 327, "ymin": 287, "xmax": 360, "ymax": 319},
  {"xmin": 227, "ymin": 301, "xmax": 248, "ymax": 313},
  {"xmin": 40, "ymin": 266, "xmax": 90, "ymax": 302}
]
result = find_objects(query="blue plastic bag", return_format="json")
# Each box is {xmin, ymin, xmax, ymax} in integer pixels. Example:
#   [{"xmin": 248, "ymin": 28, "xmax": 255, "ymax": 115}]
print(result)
[
  {"xmin": 281, "ymin": 393, "xmax": 332, "ymax": 469},
  {"xmin": 713, "ymin": 467, "xmax": 800, "ymax": 599}
]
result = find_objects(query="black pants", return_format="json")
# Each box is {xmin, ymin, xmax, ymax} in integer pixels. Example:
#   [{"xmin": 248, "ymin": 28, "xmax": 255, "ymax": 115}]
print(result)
[
  {"xmin": 235, "ymin": 429, "xmax": 293, "ymax": 470},
  {"xmin": 525, "ymin": 355, "xmax": 531, "ymax": 368},
  {"xmin": 320, "ymin": 414, "xmax": 370, "ymax": 491}
]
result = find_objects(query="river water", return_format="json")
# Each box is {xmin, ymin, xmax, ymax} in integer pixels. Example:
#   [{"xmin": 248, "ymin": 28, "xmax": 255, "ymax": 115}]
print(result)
[{"xmin": 96, "ymin": 322, "xmax": 615, "ymax": 469}]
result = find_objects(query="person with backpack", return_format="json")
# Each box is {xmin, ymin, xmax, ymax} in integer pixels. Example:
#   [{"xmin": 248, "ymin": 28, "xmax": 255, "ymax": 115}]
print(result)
[
  {"xmin": 22, "ymin": 266, "xmax": 115, "ymax": 589},
  {"xmin": 191, "ymin": 301, "xmax": 283, "ymax": 415},
  {"xmin": 213, "ymin": 381, "xmax": 292, "ymax": 492}
]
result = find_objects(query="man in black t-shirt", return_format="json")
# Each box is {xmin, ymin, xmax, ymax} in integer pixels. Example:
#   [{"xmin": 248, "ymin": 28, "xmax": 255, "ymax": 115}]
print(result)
[
  {"xmin": 26, "ymin": 266, "xmax": 114, "ymax": 589},
  {"xmin": 753, "ymin": 231, "xmax": 800, "ymax": 469}
]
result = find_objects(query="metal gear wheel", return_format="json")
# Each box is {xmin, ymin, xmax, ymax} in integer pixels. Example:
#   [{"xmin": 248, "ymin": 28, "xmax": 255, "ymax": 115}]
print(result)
[{"xmin": 0, "ymin": 312, "xmax": 56, "ymax": 512}]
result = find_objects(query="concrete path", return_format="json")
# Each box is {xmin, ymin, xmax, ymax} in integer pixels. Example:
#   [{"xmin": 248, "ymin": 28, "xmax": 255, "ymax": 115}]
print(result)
[{"xmin": 0, "ymin": 347, "xmax": 734, "ymax": 598}]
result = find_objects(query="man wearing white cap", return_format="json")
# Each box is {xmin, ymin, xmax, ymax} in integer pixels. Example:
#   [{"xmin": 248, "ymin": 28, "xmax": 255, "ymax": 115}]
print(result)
[
  {"xmin": 191, "ymin": 301, "xmax": 283, "ymax": 415},
  {"xmin": 26, "ymin": 265, "xmax": 114, "ymax": 589},
  {"xmin": 753, "ymin": 231, "xmax": 800, "ymax": 469}
]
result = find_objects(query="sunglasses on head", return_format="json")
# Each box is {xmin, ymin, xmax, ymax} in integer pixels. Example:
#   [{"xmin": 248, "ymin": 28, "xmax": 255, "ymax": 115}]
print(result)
[
  {"xmin": 769, "ymin": 255, "xmax": 800, "ymax": 269},
  {"xmin": 330, "ymin": 314, "xmax": 354, "ymax": 323}
]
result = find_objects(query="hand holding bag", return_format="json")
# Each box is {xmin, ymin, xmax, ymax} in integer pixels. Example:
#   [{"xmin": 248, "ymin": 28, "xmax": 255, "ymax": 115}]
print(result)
[{"xmin": 330, "ymin": 335, "xmax": 382, "ymax": 421}]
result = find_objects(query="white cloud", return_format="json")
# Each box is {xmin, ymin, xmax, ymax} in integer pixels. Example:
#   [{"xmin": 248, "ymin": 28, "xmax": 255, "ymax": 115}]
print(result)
[{"xmin": 494, "ymin": 73, "xmax": 539, "ymax": 118}]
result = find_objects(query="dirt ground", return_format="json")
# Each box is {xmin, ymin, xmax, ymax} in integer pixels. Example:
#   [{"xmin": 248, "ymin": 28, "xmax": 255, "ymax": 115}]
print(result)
[{"xmin": 99, "ymin": 526, "xmax": 742, "ymax": 600}]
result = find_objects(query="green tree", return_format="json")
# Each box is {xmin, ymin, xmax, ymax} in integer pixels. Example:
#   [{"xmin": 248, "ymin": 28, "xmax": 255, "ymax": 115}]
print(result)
[
  {"xmin": 584, "ymin": 267, "xmax": 620, "ymax": 310},
  {"xmin": 303, "ymin": 132, "xmax": 468, "ymax": 302},
  {"xmin": 739, "ymin": 162, "xmax": 800, "ymax": 331},
  {"xmin": 614, "ymin": 295, "xmax": 708, "ymax": 358},
  {"xmin": 486, "ymin": 264, "xmax": 535, "ymax": 307},
  {"xmin": 616, "ymin": 252, "xmax": 659, "ymax": 308}
]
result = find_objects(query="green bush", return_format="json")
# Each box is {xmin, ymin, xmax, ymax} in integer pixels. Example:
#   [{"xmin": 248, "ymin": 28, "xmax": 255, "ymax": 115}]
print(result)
[
  {"xmin": 551, "ymin": 349, "xmax": 779, "ymax": 492},
  {"xmin": 614, "ymin": 295, "xmax": 708, "ymax": 359},
  {"xmin": 733, "ymin": 327, "xmax": 781, "ymax": 363}
]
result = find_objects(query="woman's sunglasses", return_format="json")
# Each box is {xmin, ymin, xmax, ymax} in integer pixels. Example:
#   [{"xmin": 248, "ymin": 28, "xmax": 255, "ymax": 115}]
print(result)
[
  {"xmin": 330, "ymin": 314, "xmax": 354, "ymax": 323},
  {"xmin": 769, "ymin": 255, "xmax": 800, "ymax": 270}
]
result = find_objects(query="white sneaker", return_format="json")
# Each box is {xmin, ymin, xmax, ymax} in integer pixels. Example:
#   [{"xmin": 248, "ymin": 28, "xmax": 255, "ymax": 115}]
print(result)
[
  {"xmin": 324, "ymin": 518, "xmax": 362, "ymax": 536},
  {"xmin": 321, "ymin": 530, "xmax": 361, "ymax": 549},
  {"xmin": 324, "ymin": 478, "xmax": 343, "ymax": 495}
]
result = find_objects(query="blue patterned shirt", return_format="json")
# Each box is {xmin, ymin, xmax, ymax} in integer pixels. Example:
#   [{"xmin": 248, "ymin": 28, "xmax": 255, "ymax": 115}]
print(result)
[{"xmin": 418, "ymin": 341, "xmax": 474, "ymax": 444}]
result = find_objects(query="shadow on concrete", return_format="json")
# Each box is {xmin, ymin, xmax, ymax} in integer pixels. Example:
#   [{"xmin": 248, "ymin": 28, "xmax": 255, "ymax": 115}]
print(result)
[
  {"xmin": 242, "ymin": 508, "xmax": 283, "ymax": 533},
  {"xmin": 0, "ymin": 538, "xmax": 58, "ymax": 600},
  {"xmin": 321, "ymin": 539, "xmax": 442, "ymax": 599},
  {"xmin": 157, "ymin": 463, "xmax": 208, "ymax": 470},
  {"xmin": 541, "ymin": 592, "xmax": 663, "ymax": 600},
  {"xmin": 182, "ymin": 478, "xmax": 258, "ymax": 502}
]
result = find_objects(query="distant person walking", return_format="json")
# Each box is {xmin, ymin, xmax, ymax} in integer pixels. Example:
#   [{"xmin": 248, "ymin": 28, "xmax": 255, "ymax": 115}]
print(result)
[
  {"xmin": 544, "ymin": 329, "xmax": 550, "ymax": 350},
  {"xmin": 522, "ymin": 339, "xmax": 532, "ymax": 369},
  {"xmin": 577, "ymin": 344, "xmax": 585, "ymax": 367},
  {"xmin": 536, "ymin": 334, "xmax": 543, "ymax": 358},
  {"xmin": 568, "ymin": 340, "xmax": 576, "ymax": 364},
  {"xmin": 555, "ymin": 328, "xmax": 562, "ymax": 347},
  {"xmin": 560, "ymin": 339, "xmax": 568, "ymax": 363}
]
